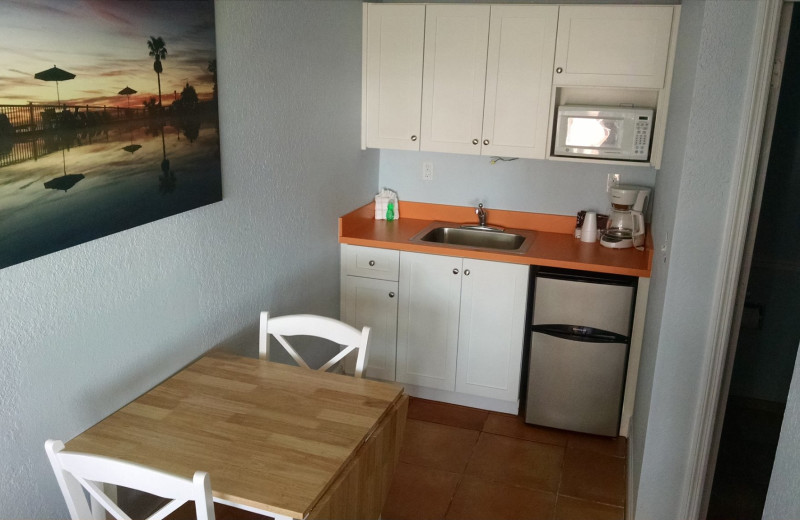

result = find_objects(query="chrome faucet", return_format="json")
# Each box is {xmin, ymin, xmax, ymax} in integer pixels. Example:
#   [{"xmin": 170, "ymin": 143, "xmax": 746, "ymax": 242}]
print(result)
[{"xmin": 476, "ymin": 203, "xmax": 487, "ymax": 227}]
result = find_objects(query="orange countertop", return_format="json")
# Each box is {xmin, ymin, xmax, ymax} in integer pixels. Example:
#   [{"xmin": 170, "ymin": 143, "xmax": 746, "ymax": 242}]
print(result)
[{"xmin": 339, "ymin": 201, "xmax": 653, "ymax": 278}]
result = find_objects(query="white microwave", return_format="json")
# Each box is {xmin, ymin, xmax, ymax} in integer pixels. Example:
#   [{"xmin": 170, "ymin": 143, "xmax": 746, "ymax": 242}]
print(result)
[{"xmin": 554, "ymin": 106, "xmax": 654, "ymax": 161}]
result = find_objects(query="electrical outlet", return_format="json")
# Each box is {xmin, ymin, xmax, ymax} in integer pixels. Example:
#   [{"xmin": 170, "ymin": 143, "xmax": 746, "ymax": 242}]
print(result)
[
  {"xmin": 607, "ymin": 173, "xmax": 620, "ymax": 192},
  {"xmin": 422, "ymin": 162, "xmax": 434, "ymax": 181}
]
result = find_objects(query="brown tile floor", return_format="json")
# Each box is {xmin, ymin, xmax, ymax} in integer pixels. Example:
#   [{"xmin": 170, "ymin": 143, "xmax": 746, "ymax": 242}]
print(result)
[{"xmin": 382, "ymin": 397, "xmax": 627, "ymax": 520}]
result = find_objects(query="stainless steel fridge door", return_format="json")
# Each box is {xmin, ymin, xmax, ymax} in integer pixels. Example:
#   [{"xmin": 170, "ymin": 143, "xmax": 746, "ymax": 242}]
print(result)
[
  {"xmin": 533, "ymin": 276, "xmax": 634, "ymax": 336},
  {"xmin": 525, "ymin": 331, "xmax": 627, "ymax": 436}
]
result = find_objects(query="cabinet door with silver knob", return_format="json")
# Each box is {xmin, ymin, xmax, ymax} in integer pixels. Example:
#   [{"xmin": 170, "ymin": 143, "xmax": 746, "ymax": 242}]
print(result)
[
  {"xmin": 342, "ymin": 274, "xmax": 399, "ymax": 381},
  {"xmin": 420, "ymin": 5, "xmax": 489, "ymax": 156},
  {"xmin": 364, "ymin": 4, "xmax": 424, "ymax": 151}
]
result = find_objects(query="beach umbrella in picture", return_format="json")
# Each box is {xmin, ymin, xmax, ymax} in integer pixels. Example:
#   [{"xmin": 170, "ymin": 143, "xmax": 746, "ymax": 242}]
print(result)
[
  {"xmin": 34, "ymin": 65, "xmax": 76, "ymax": 105},
  {"xmin": 118, "ymin": 86, "xmax": 137, "ymax": 108},
  {"xmin": 44, "ymin": 173, "xmax": 85, "ymax": 192},
  {"xmin": 43, "ymin": 149, "xmax": 84, "ymax": 192}
]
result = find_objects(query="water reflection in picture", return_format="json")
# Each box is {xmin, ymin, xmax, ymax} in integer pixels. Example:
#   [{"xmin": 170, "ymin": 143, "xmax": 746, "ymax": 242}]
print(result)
[
  {"xmin": 0, "ymin": 121, "xmax": 221, "ymax": 269},
  {"xmin": 0, "ymin": 0, "xmax": 221, "ymax": 270}
]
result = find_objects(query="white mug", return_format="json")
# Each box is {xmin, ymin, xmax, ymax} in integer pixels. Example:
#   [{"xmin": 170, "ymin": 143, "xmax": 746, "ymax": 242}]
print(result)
[{"xmin": 581, "ymin": 211, "xmax": 598, "ymax": 243}]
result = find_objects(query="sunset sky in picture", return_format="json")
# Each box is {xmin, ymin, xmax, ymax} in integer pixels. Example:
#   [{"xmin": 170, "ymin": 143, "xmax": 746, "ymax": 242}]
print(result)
[{"xmin": 0, "ymin": 0, "xmax": 216, "ymax": 108}]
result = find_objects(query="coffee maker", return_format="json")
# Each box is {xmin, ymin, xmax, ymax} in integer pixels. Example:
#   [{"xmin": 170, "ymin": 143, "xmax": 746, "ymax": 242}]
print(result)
[{"xmin": 600, "ymin": 185, "xmax": 651, "ymax": 249}]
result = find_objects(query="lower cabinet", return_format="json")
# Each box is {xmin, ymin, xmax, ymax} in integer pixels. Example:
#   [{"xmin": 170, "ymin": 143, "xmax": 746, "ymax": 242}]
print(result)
[
  {"xmin": 396, "ymin": 251, "xmax": 529, "ymax": 404},
  {"xmin": 455, "ymin": 256, "xmax": 529, "ymax": 402},
  {"xmin": 341, "ymin": 245, "xmax": 399, "ymax": 381},
  {"xmin": 395, "ymin": 252, "xmax": 462, "ymax": 390},
  {"xmin": 342, "ymin": 275, "xmax": 398, "ymax": 381},
  {"xmin": 341, "ymin": 246, "xmax": 530, "ymax": 409}
]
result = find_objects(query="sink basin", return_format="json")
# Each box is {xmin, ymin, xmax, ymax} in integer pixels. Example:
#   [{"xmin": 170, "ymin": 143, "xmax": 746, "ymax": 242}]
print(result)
[{"xmin": 410, "ymin": 222, "xmax": 534, "ymax": 254}]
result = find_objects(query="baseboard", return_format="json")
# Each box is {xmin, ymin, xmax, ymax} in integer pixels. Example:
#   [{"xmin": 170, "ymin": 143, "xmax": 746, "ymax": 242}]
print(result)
[{"xmin": 401, "ymin": 383, "xmax": 519, "ymax": 415}]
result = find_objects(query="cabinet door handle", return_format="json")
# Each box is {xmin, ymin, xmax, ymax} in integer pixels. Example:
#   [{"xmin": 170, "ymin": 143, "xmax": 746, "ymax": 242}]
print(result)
[
  {"xmin": 453, "ymin": 268, "xmax": 459, "ymax": 275},
  {"xmin": 389, "ymin": 292, "xmax": 395, "ymax": 298},
  {"xmin": 464, "ymin": 269, "xmax": 470, "ymax": 276},
  {"xmin": 411, "ymin": 135, "xmax": 418, "ymax": 141},
  {"xmin": 556, "ymin": 67, "xmax": 563, "ymax": 74},
  {"xmin": 368, "ymin": 260, "xmax": 375, "ymax": 266},
  {"xmin": 483, "ymin": 139, "xmax": 489, "ymax": 146},
  {"xmin": 472, "ymin": 139, "xmax": 479, "ymax": 145}
]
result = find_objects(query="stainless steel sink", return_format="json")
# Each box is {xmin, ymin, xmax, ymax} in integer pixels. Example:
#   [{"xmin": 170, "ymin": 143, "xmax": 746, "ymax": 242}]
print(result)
[{"xmin": 410, "ymin": 222, "xmax": 534, "ymax": 254}]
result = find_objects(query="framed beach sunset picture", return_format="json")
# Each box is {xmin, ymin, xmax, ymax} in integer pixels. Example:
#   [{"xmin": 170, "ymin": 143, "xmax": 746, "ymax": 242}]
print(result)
[{"xmin": 0, "ymin": 0, "xmax": 221, "ymax": 269}]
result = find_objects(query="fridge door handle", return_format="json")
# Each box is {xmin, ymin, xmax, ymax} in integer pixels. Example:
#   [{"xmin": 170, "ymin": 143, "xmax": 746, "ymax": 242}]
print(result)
[{"xmin": 532, "ymin": 324, "xmax": 627, "ymax": 343}]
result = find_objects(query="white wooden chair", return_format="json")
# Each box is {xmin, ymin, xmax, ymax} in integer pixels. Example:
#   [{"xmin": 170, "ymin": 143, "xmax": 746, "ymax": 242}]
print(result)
[
  {"xmin": 45, "ymin": 439, "xmax": 215, "ymax": 520},
  {"xmin": 259, "ymin": 312, "xmax": 370, "ymax": 378}
]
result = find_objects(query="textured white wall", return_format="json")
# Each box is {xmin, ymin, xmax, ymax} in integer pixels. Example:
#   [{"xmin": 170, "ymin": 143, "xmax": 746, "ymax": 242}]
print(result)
[
  {"xmin": 0, "ymin": 1, "xmax": 377, "ymax": 517},
  {"xmin": 631, "ymin": 1, "xmax": 760, "ymax": 518}
]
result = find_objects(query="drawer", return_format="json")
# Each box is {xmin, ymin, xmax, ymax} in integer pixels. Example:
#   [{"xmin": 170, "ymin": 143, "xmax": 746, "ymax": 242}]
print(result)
[{"xmin": 342, "ymin": 245, "xmax": 399, "ymax": 281}]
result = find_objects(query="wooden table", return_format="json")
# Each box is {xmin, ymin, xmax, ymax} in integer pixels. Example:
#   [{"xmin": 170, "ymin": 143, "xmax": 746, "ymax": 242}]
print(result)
[{"xmin": 66, "ymin": 353, "xmax": 408, "ymax": 520}]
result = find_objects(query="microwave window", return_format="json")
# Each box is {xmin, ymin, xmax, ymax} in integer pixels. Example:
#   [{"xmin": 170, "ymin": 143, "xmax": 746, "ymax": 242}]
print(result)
[{"xmin": 565, "ymin": 117, "xmax": 623, "ymax": 149}]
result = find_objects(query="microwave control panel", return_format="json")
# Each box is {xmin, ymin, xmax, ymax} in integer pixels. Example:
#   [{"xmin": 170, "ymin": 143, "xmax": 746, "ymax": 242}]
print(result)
[{"xmin": 633, "ymin": 117, "xmax": 652, "ymax": 158}]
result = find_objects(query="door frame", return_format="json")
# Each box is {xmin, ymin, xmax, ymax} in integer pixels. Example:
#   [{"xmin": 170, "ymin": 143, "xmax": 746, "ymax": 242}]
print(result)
[
  {"xmin": 698, "ymin": 3, "xmax": 794, "ymax": 517},
  {"xmin": 684, "ymin": 0, "xmax": 785, "ymax": 518}
]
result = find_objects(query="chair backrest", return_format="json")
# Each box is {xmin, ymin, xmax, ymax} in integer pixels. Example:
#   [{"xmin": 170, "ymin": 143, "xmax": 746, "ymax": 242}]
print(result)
[
  {"xmin": 259, "ymin": 312, "xmax": 370, "ymax": 378},
  {"xmin": 45, "ymin": 439, "xmax": 215, "ymax": 520}
]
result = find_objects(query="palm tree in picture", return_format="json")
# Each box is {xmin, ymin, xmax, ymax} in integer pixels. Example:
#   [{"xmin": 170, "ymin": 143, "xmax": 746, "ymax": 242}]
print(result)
[{"xmin": 147, "ymin": 36, "xmax": 167, "ymax": 107}]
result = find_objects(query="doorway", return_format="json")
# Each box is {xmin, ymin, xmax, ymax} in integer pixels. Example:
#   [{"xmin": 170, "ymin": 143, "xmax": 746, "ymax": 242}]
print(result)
[{"xmin": 705, "ymin": 4, "xmax": 800, "ymax": 519}]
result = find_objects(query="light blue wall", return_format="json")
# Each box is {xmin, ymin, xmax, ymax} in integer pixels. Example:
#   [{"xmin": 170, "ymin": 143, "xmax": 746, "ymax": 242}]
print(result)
[
  {"xmin": 0, "ymin": 1, "xmax": 377, "ymax": 517},
  {"xmin": 379, "ymin": 150, "xmax": 656, "ymax": 217},
  {"xmin": 632, "ymin": 1, "xmax": 761, "ymax": 518},
  {"xmin": 627, "ymin": 0, "xmax": 705, "ymax": 513}
]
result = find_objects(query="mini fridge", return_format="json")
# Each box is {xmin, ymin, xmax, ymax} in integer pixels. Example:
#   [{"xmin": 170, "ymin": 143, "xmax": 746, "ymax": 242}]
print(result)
[{"xmin": 524, "ymin": 267, "xmax": 636, "ymax": 436}]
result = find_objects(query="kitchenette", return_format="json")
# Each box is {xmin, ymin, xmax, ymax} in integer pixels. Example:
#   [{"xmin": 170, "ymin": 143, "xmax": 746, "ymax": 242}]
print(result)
[{"xmin": 336, "ymin": 1, "xmax": 680, "ymax": 439}]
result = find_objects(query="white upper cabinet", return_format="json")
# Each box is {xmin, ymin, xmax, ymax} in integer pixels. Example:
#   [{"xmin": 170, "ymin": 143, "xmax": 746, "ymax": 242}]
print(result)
[
  {"xmin": 482, "ymin": 5, "xmax": 558, "ymax": 159},
  {"xmin": 361, "ymin": 3, "xmax": 678, "ymax": 166},
  {"xmin": 553, "ymin": 5, "xmax": 675, "ymax": 89},
  {"xmin": 363, "ymin": 4, "xmax": 425, "ymax": 150},
  {"xmin": 420, "ymin": 5, "xmax": 490, "ymax": 155}
]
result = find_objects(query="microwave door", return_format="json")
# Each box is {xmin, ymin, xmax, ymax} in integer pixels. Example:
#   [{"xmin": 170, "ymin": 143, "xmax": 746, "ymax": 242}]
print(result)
[{"xmin": 565, "ymin": 116, "xmax": 624, "ymax": 153}]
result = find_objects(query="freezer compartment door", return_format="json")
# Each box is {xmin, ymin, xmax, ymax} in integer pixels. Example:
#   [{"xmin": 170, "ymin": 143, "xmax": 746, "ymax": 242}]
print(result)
[
  {"xmin": 533, "ymin": 276, "xmax": 634, "ymax": 337},
  {"xmin": 525, "ymin": 331, "xmax": 627, "ymax": 436}
]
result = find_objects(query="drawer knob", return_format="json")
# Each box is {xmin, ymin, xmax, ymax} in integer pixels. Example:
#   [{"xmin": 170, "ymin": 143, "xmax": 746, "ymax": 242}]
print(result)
[
  {"xmin": 453, "ymin": 268, "xmax": 459, "ymax": 275},
  {"xmin": 483, "ymin": 140, "xmax": 489, "ymax": 146},
  {"xmin": 389, "ymin": 292, "xmax": 395, "ymax": 298},
  {"xmin": 411, "ymin": 135, "xmax": 418, "ymax": 142},
  {"xmin": 472, "ymin": 139, "xmax": 479, "ymax": 145},
  {"xmin": 368, "ymin": 260, "xmax": 375, "ymax": 267},
  {"xmin": 464, "ymin": 269, "xmax": 470, "ymax": 276}
]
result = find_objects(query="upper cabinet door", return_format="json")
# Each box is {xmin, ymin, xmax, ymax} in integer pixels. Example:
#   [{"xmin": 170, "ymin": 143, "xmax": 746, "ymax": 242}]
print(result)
[
  {"xmin": 420, "ymin": 5, "xmax": 490, "ymax": 155},
  {"xmin": 553, "ymin": 5, "xmax": 674, "ymax": 89},
  {"xmin": 482, "ymin": 5, "xmax": 558, "ymax": 160},
  {"xmin": 364, "ymin": 4, "xmax": 425, "ymax": 150}
]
